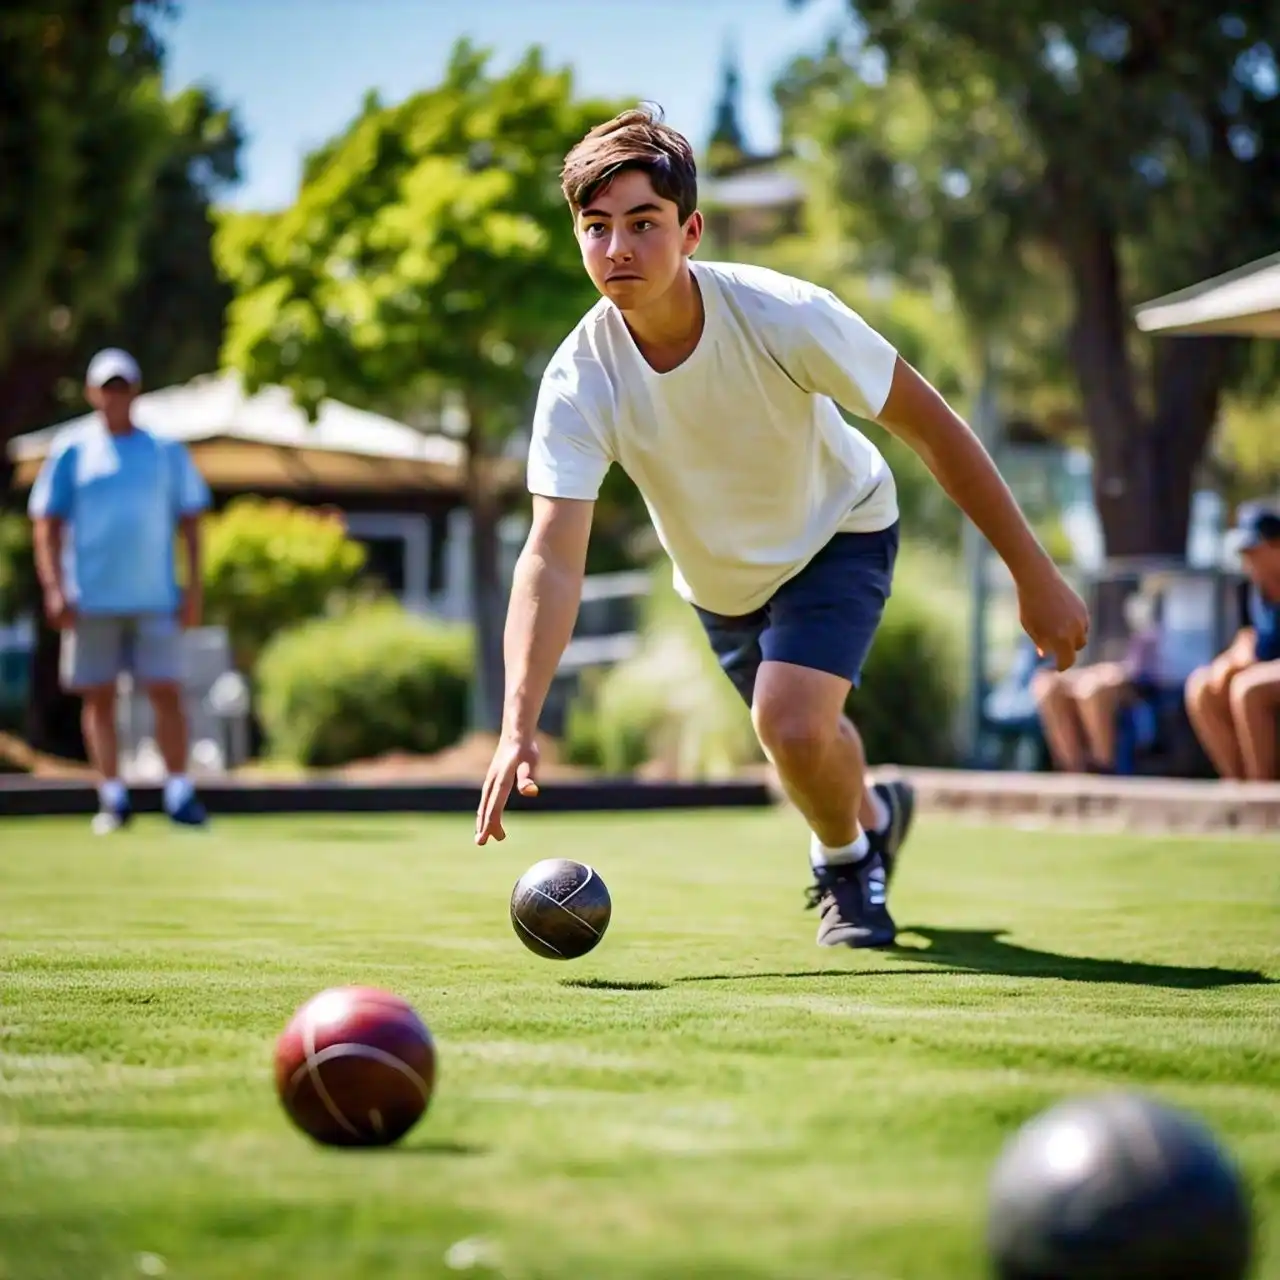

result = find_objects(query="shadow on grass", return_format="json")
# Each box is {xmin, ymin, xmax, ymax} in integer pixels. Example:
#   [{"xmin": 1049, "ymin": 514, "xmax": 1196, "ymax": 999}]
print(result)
[
  {"xmin": 560, "ymin": 978, "xmax": 669, "ymax": 992},
  {"xmin": 367, "ymin": 1139, "xmax": 487, "ymax": 1157},
  {"xmin": 891, "ymin": 927, "xmax": 1274, "ymax": 990},
  {"xmin": 674, "ymin": 967, "xmax": 972, "ymax": 984}
]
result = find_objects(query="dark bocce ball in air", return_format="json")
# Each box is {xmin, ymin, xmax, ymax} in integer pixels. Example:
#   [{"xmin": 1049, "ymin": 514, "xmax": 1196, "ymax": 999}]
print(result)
[
  {"xmin": 987, "ymin": 1091, "xmax": 1253, "ymax": 1280},
  {"xmin": 510, "ymin": 858, "xmax": 611, "ymax": 960}
]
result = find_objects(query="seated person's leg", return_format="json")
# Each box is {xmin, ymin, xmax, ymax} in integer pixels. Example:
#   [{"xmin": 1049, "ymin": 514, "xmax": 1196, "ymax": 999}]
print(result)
[
  {"xmin": 1070, "ymin": 661, "xmax": 1130, "ymax": 772},
  {"xmin": 1184, "ymin": 660, "xmax": 1245, "ymax": 780},
  {"xmin": 1227, "ymin": 659, "xmax": 1280, "ymax": 782},
  {"xmin": 1032, "ymin": 668, "xmax": 1090, "ymax": 772}
]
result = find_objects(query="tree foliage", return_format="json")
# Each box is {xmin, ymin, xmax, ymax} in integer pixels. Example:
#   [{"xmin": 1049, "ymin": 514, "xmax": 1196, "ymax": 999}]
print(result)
[
  {"xmin": 0, "ymin": 3, "xmax": 242, "ymax": 456},
  {"xmin": 782, "ymin": 2, "xmax": 1280, "ymax": 555},
  {"xmin": 0, "ymin": 514, "xmax": 36, "ymax": 625},
  {"xmin": 0, "ymin": 1, "xmax": 171, "ymax": 365},
  {"xmin": 215, "ymin": 41, "xmax": 625, "ymax": 727},
  {"xmin": 76, "ymin": 86, "xmax": 243, "ymax": 395}
]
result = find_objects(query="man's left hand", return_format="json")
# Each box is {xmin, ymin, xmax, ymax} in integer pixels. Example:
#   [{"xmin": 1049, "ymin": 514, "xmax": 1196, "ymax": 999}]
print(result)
[{"xmin": 1017, "ymin": 568, "xmax": 1090, "ymax": 671}]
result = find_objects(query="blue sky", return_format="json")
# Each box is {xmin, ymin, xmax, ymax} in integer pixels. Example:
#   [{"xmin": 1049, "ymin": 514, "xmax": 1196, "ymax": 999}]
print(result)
[{"xmin": 161, "ymin": 0, "xmax": 848, "ymax": 210}]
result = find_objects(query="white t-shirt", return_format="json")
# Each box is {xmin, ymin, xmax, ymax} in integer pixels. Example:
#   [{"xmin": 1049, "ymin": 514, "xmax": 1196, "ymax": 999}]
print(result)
[{"xmin": 526, "ymin": 260, "xmax": 900, "ymax": 616}]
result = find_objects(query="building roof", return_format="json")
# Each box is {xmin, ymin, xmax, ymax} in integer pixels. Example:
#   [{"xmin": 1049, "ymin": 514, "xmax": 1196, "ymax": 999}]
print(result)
[
  {"xmin": 7, "ymin": 370, "xmax": 461, "ymax": 465},
  {"xmin": 6, "ymin": 371, "xmax": 523, "ymax": 496},
  {"xmin": 701, "ymin": 163, "xmax": 806, "ymax": 211},
  {"xmin": 1133, "ymin": 251, "xmax": 1280, "ymax": 338}
]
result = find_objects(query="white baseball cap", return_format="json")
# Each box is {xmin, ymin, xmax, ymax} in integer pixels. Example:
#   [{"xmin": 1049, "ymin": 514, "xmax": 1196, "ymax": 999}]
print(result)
[{"xmin": 85, "ymin": 348, "xmax": 141, "ymax": 388}]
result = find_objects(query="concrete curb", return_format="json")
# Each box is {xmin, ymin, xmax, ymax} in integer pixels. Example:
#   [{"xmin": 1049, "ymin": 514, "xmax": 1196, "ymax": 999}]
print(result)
[{"xmin": 0, "ymin": 776, "xmax": 774, "ymax": 818}]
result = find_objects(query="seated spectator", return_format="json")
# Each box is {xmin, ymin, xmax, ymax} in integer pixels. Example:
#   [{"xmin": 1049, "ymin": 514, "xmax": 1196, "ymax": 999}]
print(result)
[
  {"xmin": 1184, "ymin": 502, "xmax": 1280, "ymax": 782},
  {"xmin": 1032, "ymin": 590, "xmax": 1165, "ymax": 773}
]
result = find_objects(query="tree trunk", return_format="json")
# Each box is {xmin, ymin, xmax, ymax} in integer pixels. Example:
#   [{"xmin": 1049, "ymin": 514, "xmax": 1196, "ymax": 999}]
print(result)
[
  {"xmin": 1061, "ymin": 215, "xmax": 1230, "ymax": 558},
  {"xmin": 463, "ymin": 404, "xmax": 506, "ymax": 735},
  {"xmin": 1085, "ymin": 339, "xmax": 1232, "ymax": 558}
]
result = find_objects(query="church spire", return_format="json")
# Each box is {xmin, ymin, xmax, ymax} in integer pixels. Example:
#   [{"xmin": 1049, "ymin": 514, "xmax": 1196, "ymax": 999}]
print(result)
[{"xmin": 707, "ymin": 35, "xmax": 748, "ymax": 174}]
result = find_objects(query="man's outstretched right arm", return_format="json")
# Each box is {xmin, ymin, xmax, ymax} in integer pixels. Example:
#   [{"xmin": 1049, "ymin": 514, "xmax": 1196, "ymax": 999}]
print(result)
[{"xmin": 475, "ymin": 496, "xmax": 594, "ymax": 845}]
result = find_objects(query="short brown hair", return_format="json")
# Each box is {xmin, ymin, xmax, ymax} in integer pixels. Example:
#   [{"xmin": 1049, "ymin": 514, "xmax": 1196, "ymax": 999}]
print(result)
[{"xmin": 561, "ymin": 104, "xmax": 698, "ymax": 223}]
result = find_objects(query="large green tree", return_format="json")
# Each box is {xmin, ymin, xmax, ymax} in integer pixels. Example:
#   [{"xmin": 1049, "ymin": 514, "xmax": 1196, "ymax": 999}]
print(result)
[
  {"xmin": 783, "ymin": 2, "xmax": 1280, "ymax": 556},
  {"xmin": 216, "ymin": 42, "xmax": 622, "ymax": 730},
  {"xmin": 73, "ymin": 86, "xmax": 243, "ymax": 393},
  {"xmin": 0, "ymin": 1, "xmax": 171, "ymax": 443},
  {"xmin": 0, "ymin": 5, "xmax": 240, "ymax": 454}
]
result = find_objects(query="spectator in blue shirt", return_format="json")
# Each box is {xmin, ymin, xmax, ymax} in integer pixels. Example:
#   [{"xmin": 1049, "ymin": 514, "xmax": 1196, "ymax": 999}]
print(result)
[
  {"xmin": 28, "ymin": 348, "xmax": 212, "ymax": 831},
  {"xmin": 1185, "ymin": 501, "xmax": 1280, "ymax": 782}
]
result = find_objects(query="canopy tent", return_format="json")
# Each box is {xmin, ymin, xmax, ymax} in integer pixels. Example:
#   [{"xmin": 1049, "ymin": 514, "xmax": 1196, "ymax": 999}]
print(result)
[
  {"xmin": 1133, "ymin": 251, "xmax": 1280, "ymax": 338},
  {"xmin": 6, "ymin": 371, "xmax": 523, "ymax": 496}
]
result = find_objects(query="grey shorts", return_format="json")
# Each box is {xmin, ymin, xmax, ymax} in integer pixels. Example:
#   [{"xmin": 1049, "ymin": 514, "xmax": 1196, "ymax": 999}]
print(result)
[{"xmin": 60, "ymin": 614, "xmax": 184, "ymax": 691}]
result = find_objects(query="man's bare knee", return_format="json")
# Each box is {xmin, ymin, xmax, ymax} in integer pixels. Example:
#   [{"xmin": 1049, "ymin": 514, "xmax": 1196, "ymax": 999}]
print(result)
[
  {"xmin": 1185, "ymin": 668, "xmax": 1218, "ymax": 715},
  {"xmin": 1030, "ymin": 670, "xmax": 1063, "ymax": 706},
  {"xmin": 146, "ymin": 681, "xmax": 185, "ymax": 715},
  {"xmin": 79, "ymin": 684, "xmax": 116, "ymax": 713},
  {"xmin": 753, "ymin": 702, "xmax": 834, "ymax": 775},
  {"xmin": 1228, "ymin": 667, "xmax": 1280, "ymax": 718}
]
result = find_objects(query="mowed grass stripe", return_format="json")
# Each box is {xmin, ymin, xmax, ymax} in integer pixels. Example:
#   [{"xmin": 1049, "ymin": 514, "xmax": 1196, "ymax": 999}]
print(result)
[{"xmin": 0, "ymin": 812, "xmax": 1275, "ymax": 1280}]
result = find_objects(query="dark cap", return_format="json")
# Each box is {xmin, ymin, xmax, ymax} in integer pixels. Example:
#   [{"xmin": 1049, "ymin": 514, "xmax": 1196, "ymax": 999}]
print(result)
[{"xmin": 1227, "ymin": 500, "xmax": 1280, "ymax": 553}]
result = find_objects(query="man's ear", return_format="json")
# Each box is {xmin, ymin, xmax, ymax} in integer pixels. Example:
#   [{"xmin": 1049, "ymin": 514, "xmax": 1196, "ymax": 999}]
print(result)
[{"xmin": 682, "ymin": 209, "xmax": 704, "ymax": 256}]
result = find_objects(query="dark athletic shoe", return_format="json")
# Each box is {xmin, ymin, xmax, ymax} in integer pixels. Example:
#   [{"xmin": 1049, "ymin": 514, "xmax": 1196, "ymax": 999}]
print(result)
[
  {"xmin": 804, "ymin": 851, "xmax": 896, "ymax": 948},
  {"xmin": 167, "ymin": 794, "xmax": 209, "ymax": 828},
  {"xmin": 870, "ymin": 778, "xmax": 916, "ymax": 888}
]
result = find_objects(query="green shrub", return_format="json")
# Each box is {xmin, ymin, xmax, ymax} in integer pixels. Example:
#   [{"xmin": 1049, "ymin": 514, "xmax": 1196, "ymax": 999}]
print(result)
[
  {"xmin": 203, "ymin": 498, "xmax": 368, "ymax": 669},
  {"xmin": 846, "ymin": 574, "xmax": 961, "ymax": 767},
  {"xmin": 0, "ymin": 513, "xmax": 37, "ymax": 623},
  {"xmin": 255, "ymin": 600, "xmax": 471, "ymax": 768}
]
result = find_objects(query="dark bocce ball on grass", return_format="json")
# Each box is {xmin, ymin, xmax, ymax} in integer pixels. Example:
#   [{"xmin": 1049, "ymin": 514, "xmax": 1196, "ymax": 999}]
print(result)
[
  {"xmin": 274, "ymin": 986, "xmax": 436, "ymax": 1147},
  {"xmin": 987, "ymin": 1091, "xmax": 1253, "ymax": 1280},
  {"xmin": 510, "ymin": 858, "xmax": 611, "ymax": 960}
]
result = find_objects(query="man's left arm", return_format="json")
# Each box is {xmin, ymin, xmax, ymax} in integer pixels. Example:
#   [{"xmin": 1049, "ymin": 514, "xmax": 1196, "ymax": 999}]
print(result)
[
  {"xmin": 875, "ymin": 358, "xmax": 1089, "ymax": 669},
  {"xmin": 782, "ymin": 285, "xmax": 1088, "ymax": 667},
  {"xmin": 876, "ymin": 359, "xmax": 1044, "ymax": 578},
  {"xmin": 172, "ymin": 445, "xmax": 211, "ymax": 629},
  {"xmin": 178, "ymin": 514, "xmax": 203, "ymax": 628}
]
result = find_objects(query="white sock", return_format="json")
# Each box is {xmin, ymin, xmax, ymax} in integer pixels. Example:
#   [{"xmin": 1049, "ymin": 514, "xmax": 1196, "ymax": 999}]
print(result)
[
  {"xmin": 810, "ymin": 829, "xmax": 870, "ymax": 870},
  {"xmin": 99, "ymin": 778, "xmax": 127, "ymax": 810},
  {"xmin": 164, "ymin": 775, "xmax": 194, "ymax": 812},
  {"xmin": 867, "ymin": 785, "xmax": 890, "ymax": 833}
]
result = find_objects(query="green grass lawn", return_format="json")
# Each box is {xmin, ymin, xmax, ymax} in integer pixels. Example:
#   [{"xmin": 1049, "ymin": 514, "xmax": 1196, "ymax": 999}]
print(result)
[{"xmin": 0, "ymin": 811, "xmax": 1276, "ymax": 1280}]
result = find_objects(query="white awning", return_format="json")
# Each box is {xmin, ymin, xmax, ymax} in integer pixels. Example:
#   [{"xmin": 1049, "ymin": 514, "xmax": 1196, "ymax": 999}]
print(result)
[
  {"xmin": 6, "ymin": 370, "xmax": 523, "ymax": 495},
  {"xmin": 1133, "ymin": 252, "xmax": 1280, "ymax": 338},
  {"xmin": 7, "ymin": 370, "xmax": 462, "ymax": 466}
]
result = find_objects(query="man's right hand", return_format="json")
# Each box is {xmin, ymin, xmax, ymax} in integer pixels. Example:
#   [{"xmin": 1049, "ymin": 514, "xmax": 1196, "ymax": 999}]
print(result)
[
  {"xmin": 43, "ymin": 589, "xmax": 75, "ymax": 630},
  {"xmin": 476, "ymin": 734, "xmax": 541, "ymax": 846}
]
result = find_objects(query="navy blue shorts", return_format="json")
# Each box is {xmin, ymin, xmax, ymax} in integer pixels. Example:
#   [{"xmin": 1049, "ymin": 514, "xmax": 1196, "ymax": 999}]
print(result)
[{"xmin": 694, "ymin": 522, "xmax": 900, "ymax": 706}]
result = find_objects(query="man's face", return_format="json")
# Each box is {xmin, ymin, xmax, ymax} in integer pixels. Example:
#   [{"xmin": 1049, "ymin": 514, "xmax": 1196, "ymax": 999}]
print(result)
[
  {"xmin": 86, "ymin": 377, "xmax": 137, "ymax": 426},
  {"xmin": 1241, "ymin": 539, "xmax": 1280, "ymax": 594},
  {"xmin": 575, "ymin": 168, "xmax": 702, "ymax": 309}
]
